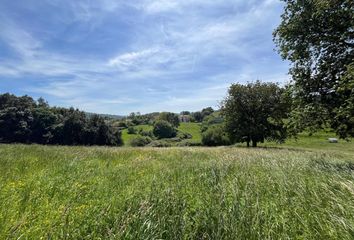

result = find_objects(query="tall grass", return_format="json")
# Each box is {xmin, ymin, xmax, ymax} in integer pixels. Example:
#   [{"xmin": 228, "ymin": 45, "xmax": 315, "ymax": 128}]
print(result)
[{"xmin": 0, "ymin": 144, "xmax": 353, "ymax": 239}]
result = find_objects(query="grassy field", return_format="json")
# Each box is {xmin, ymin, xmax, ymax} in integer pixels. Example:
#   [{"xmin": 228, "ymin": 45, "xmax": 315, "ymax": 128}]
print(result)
[
  {"xmin": 1, "ymin": 143, "xmax": 353, "ymax": 239},
  {"xmin": 260, "ymin": 132, "xmax": 354, "ymax": 154},
  {"xmin": 178, "ymin": 122, "xmax": 202, "ymax": 143}
]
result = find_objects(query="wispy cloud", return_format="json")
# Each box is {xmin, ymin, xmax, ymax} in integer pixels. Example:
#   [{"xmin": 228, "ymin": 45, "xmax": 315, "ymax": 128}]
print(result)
[
  {"xmin": 0, "ymin": 0, "xmax": 288, "ymax": 114},
  {"xmin": 108, "ymin": 47, "xmax": 162, "ymax": 70}
]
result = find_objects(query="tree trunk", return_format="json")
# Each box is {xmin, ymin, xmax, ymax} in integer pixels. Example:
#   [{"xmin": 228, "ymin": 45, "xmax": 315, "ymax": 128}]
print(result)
[
  {"xmin": 247, "ymin": 141, "xmax": 250, "ymax": 147},
  {"xmin": 252, "ymin": 140, "xmax": 257, "ymax": 147}
]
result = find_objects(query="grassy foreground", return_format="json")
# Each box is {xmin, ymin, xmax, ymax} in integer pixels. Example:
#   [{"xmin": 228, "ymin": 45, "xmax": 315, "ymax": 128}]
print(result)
[{"xmin": 0, "ymin": 144, "xmax": 353, "ymax": 239}]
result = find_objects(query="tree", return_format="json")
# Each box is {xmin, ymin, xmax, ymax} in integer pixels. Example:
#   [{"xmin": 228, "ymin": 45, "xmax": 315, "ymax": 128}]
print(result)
[
  {"xmin": 0, "ymin": 94, "xmax": 35, "ymax": 143},
  {"xmin": 274, "ymin": 0, "xmax": 354, "ymax": 138},
  {"xmin": 332, "ymin": 63, "xmax": 354, "ymax": 138},
  {"xmin": 180, "ymin": 111, "xmax": 191, "ymax": 115},
  {"xmin": 127, "ymin": 126, "xmax": 137, "ymax": 134},
  {"xmin": 222, "ymin": 81, "xmax": 288, "ymax": 147},
  {"xmin": 61, "ymin": 108, "xmax": 87, "ymax": 145},
  {"xmin": 0, "ymin": 93, "xmax": 123, "ymax": 146},
  {"xmin": 201, "ymin": 107, "xmax": 214, "ymax": 118},
  {"xmin": 30, "ymin": 107, "xmax": 57, "ymax": 144},
  {"xmin": 153, "ymin": 120, "xmax": 177, "ymax": 139},
  {"xmin": 0, "ymin": 107, "xmax": 33, "ymax": 143},
  {"xmin": 158, "ymin": 112, "xmax": 180, "ymax": 127},
  {"xmin": 192, "ymin": 111, "xmax": 203, "ymax": 122}
]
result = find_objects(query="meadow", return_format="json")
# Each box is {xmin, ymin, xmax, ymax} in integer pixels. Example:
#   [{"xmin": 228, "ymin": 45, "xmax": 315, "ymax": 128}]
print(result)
[{"xmin": 1, "ymin": 141, "xmax": 353, "ymax": 239}]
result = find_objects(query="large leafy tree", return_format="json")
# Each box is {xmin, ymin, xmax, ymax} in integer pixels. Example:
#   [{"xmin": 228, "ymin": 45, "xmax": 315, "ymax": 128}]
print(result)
[
  {"xmin": 158, "ymin": 112, "xmax": 180, "ymax": 127},
  {"xmin": 153, "ymin": 120, "xmax": 177, "ymax": 139},
  {"xmin": 222, "ymin": 81, "xmax": 289, "ymax": 147},
  {"xmin": 274, "ymin": 0, "xmax": 354, "ymax": 138}
]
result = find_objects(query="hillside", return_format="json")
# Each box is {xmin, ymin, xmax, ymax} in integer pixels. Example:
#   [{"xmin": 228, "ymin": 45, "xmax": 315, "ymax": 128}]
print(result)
[{"xmin": 121, "ymin": 123, "xmax": 202, "ymax": 146}]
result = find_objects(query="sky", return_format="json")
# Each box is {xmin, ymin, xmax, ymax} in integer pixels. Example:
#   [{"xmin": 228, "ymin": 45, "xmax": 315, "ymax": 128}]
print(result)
[{"xmin": 0, "ymin": 0, "xmax": 289, "ymax": 115}]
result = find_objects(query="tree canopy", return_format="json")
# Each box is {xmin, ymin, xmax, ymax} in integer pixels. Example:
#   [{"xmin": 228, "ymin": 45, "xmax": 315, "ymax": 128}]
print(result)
[
  {"xmin": 158, "ymin": 112, "xmax": 180, "ymax": 127},
  {"xmin": 0, "ymin": 93, "xmax": 123, "ymax": 146},
  {"xmin": 274, "ymin": 0, "xmax": 354, "ymax": 138},
  {"xmin": 153, "ymin": 120, "xmax": 177, "ymax": 139},
  {"xmin": 222, "ymin": 81, "xmax": 288, "ymax": 147}
]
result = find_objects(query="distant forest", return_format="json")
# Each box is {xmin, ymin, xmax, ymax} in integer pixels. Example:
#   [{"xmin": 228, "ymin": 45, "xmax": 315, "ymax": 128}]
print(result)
[{"xmin": 0, "ymin": 93, "xmax": 123, "ymax": 146}]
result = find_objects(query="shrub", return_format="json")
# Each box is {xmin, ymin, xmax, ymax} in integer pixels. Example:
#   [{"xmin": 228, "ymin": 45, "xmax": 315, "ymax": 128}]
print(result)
[
  {"xmin": 130, "ymin": 136, "xmax": 152, "ymax": 147},
  {"xmin": 153, "ymin": 120, "xmax": 177, "ymax": 139},
  {"xmin": 177, "ymin": 131, "xmax": 192, "ymax": 140},
  {"xmin": 148, "ymin": 140, "xmax": 172, "ymax": 147},
  {"xmin": 177, "ymin": 140, "xmax": 202, "ymax": 147},
  {"xmin": 127, "ymin": 126, "xmax": 137, "ymax": 134},
  {"xmin": 116, "ymin": 121, "xmax": 127, "ymax": 128},
  {"xmin": 202, "ymin": 125, "xmax": 231, "ymax": 146},
  {"xmin": 138, "ymin": 129, "xmax": 154, "ymax": 138}
]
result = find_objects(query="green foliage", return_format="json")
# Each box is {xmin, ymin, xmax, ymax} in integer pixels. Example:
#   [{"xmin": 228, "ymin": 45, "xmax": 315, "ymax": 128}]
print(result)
[
  {"xmin": 115, "ymin": 121, "xmax": 127, "ymax": 128},
  {"xmin": 127, "ymin": 126, "xmax": 137, "ymax": 134},
  {"xmin": 274, "ymin": 0, "xmax": 354, "ymax": 138},
  {"xmin": 148, "ymin": 140, "xmax": 172, "ymax": 147},
  {"xmin": 0, "ymin": 93, "xmax": 123, "ymax": 146},
  {"xmin": 332, "ymin": 63, "xmax": 354, "ymax": 138},
  {"xmin": 121, "ymin": 125, "xmax": 153, "ymax": 146},
  {"xmin": 127, "ymin": 112, "xmax": 160, "ymax": 125},
  {"xmin": 191, "ymin": 107, "xmax": 215, "ymax": 123},
  {"xmin": 201, "ymin": 111, "xmax": 224, "ymax": 132},
  {"xmin": 138, "ymin": 128, "xmax": 154, "ymax": 138},
  {"xmin": 158, "ymin": 112, "xmax": 180, "ymax": 127},
  {"xmin": 0, "ymin": 144, "xmax": 353, "ymax": 239},
  {"xmin": 180, "ymin": 111, "xmax": 191, "ymax": 115},
  {"xmin": 153, "ymin": 120, "xmax": 177, "ymax": 139},
  {"xmin": 201, "ymin": 125, "xmax": 231, "ymax": 146},
  {"xmin": 130, "ymin": 136, "xmax": 152, "ymax": 147},
  {"xmin": 191, "ymin": 111, "xmax": 203, "ymax": 122},
  {"xmin": 222, "ymin": 81, "xmax": 288, "ymax": 147},
  {"xmin": 176, "ymin": 131, "xmax": 192, "ymax": 140},
  {"xmin": 176, "ymin": 140, "xmax": 202, "ymax": 147}
]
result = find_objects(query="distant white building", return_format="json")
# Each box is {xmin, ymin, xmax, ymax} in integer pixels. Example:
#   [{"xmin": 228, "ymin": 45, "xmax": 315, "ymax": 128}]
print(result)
[{"xmin": 179, "ymin": 115, "xmax": 191, "ymax": 123}]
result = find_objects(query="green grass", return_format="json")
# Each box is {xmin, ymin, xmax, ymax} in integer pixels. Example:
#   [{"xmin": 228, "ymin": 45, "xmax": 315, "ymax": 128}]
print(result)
[
  {"xmin": 0, "ymin": 143, "xmax": 353, "ymax": 239},
  {"xmin": 259, "ymin": 132, "xmax": 354, "ymax": 154},
  {"xmin": 178, "ymin": 122, "xmax": 202, "ymax": 142}
]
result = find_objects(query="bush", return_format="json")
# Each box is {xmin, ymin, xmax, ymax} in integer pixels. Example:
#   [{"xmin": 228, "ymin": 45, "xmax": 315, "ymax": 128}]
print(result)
[
  {"xmin": 138, "ymin": 129, "xmax": 154, "ymax": 138},
  {"xmin": 148, "ymin": 140, "xmax": 172, "ymax": 148},
  {"xmin": 202, "ymin": 125, "xmax": 231, "ymax": 146},
  {"xmin": 127, "ymin": 126, "xmax": 137, "ymax": 134},
  {"xmin": 153, "ymin": 120, "xmax": 177, "ymax": 139},
  {"xmin": 130, "ymin": 136, "xmax": 152, "ymax": 147},
  {"xmin": 177, "ymin": 131, "xmax": 192, "ymax": 140},
  {"xmin": 177, "ymin": 140, "xmax": 202, "ymax": 147},
  {"xmin": 116, "ymin": 121, "xmax": 127, "ymax": 128}
]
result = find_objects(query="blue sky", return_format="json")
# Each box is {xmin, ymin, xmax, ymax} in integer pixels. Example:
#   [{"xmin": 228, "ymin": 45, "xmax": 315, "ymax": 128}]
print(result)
[{"xmin": 0, "ymin": 0, "xmax": 289, "ymax": 115}]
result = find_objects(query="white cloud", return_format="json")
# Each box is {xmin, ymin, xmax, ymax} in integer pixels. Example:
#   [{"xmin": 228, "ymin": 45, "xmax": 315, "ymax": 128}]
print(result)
[
  {"xmin": 0, "ymin": 0, "xmax": 288, "ymax": 114},
  {"xmin": 0, "ymin": 20, "xmax": 41, "ymax": 57},
  {"xmin": 108, "ymin": 48, "xmax": 161, "ymax": 70}
]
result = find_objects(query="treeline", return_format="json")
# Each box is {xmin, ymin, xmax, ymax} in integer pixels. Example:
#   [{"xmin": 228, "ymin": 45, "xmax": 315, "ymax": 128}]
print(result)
[
  {"xmin": 0, "ymin": 93, "xmax": 123, "ymax": 146},
  {"xmin": 122, "ymin": 107, "xmax": 214, "ymax": 126}
]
